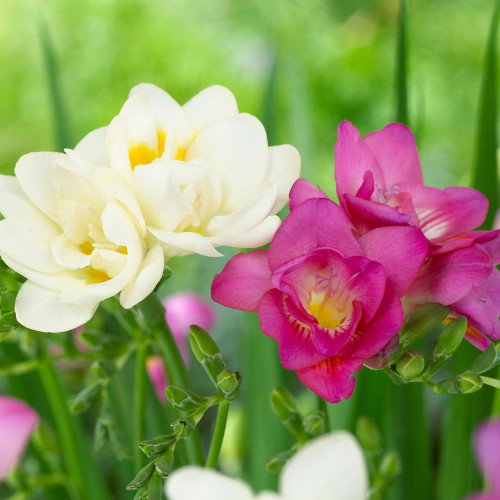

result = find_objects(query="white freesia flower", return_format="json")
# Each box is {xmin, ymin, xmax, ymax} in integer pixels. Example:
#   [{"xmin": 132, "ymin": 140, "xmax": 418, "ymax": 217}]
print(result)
[
  {"xmin": 0, "ymin": 152, "xmax": 164, "ymax": 332},
  {"xmin": 165, "ymin": 431, "xmax": 368, "ymax": 500},
  {"xmin": 75, "ymin": 84, "xmax": 301, "ymax": 258}
]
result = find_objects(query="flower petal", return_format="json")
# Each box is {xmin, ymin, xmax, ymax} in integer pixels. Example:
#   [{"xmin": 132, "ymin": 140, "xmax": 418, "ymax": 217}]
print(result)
[
  {"xmin": 474, "ymin": 419, "xmax": 500, "ymax": 494},
  {"xmin": 166, "ymin": 466, "xmax": 254, "ymax": 500},
  {"xmin": 150, "ymin": 228, "xmax": 222, "ymax": 258},
  {"xmin": 212, "ymin": 250, "xmax": 273, "ymax": 312},
  {"xmin": 74, "ymin": 127, "xmax": 109, "ymax": 166},
  {"xmin": 280, "ymin": 431, "xmax": 368, "ymax": 500},
  {"xmin": 289, "ymin": 179, "xmax": 329, "ymax": 211},
  {"xmin": 15, "ymin": 281, "xmax": 97, "ymax": 333},
  {"xmin": 0, "ymin": 175, "xmax": 41, "ymax": 218}
]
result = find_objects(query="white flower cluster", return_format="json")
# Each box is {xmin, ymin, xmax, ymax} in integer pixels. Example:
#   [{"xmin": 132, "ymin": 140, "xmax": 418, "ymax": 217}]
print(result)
[{"xmin": 0, "ymin": 85, "xmax": 300, "ymax": 332}]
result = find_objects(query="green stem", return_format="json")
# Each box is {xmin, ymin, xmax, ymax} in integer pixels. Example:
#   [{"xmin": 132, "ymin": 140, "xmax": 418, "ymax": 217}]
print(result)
[
  {"xmin": 317, "ymin": 396, "xmax": 331, "ymax": 433},
  {"xmin": 491, "ymin": 366, "xmax": 500, "ymax": 415},
  {"xmin": 206, "ymin": 401, "xmax": 230, "ymax": 469},
  {"xmin": 133, "ymin": 344, "xmax": 148, "ymax": 470}
]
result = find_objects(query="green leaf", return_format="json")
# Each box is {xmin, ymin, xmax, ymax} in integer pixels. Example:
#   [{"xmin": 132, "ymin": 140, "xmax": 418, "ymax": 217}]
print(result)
[{"xmin": 395, "ymin": 0, "xmax": 409, "ymax": 124}]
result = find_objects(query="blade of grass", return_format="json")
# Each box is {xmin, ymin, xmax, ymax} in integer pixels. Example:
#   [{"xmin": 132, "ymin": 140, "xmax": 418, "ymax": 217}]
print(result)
[
  {"xmin": 39, "ymin": 20, "xmax": 72, "ymax": 151},
  {"xmin": 438, "ymin": 5, "xmax": 500, "ymax": 498}
]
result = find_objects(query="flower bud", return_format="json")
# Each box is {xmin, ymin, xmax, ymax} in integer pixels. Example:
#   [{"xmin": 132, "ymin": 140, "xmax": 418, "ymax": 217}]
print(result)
[
  {"xmin": 126, "ymin": 460, "xmax": 156, "ymax": 490},
  {"xmin": 379, "ymin": 451, "xmax": 401, "ymax": 482},
  {"xmin": 217, "ymin": 369, "xmax": 242, "ymax": 401},
  {"xmin": 396, "ymin": 350, "xmax": 425, "ymax": 380},
  {"xmin": 91, "ymin": 360, "xmax": 114, "ymax": 380},
  {"xmin": 189, "ymin": 325, "xmax": 220, "ymax": 360},
  {"xmin": 434, "ymin": 377, "xmax": 460, "ymax": 395},
  {"xmin": 456, "ymin": 373, "xmax": 483, "ymax": 394},
  {"xmin": 165, "ymin": 385, "xmax": 205, "ymax": 411},
  {"xmin": 469, "ymin": 343, "xmax": 497, "ymax": 374},
  {"xmin": 139, "ymin": 434, "xmax": 177, "ymax": 456},
  {"xmin": 155, "ymin": 445, "xmax": 176, "ymax": 478},
  {"xmin": 69, "ymin": 382, "xmax": 102, "ymax": 414},
  {"xmin": 356, "ymin": 416, "xmax": 382, "ymax": 451},
  {"xmin": 147, "ymin": 470, "xmax": 163, "ymax": 500},
  {"xmin": 435, "ymin": 316, "xmax": 466, "ymax": 357},
  {"xmin": 399, "ymin": 304, "xmax": 449, "ymax": 345},
  {"xmin": 171, "ymin": 418, "xmax": 195, "ymax": 439},
  {"xmin": 266, "ymin": 449, "xmax": 294, "ymax": 474},
  {"xmin": 270, "ymin": 387, "xmax": 297, "ymax": 421},
  {"xmin": 303, "ymin": 410, "xmax": 325, "ymax": 437}
]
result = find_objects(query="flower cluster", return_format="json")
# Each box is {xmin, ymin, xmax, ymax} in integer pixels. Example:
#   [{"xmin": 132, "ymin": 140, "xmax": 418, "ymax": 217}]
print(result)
[
  {"xmin": 0, "ymin": 85, "xmax": 300, "ymax": 332},
  {"xmin": 213, "ymin": 121, "xmax": 500, "ymax": 402}
]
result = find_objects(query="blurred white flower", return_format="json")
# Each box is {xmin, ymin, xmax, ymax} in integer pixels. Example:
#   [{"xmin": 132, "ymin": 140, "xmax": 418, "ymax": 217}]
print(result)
[
  {"xmin": 75, "ymin": 84, "xmax": 301, "ymax": 258},
  {"xmin": 0, "ymin": 153, "xmax": 163, "ymax": 332},
  {"xmin": 165, "ymin": 431, "xmax": 368, "ymax": 500}
]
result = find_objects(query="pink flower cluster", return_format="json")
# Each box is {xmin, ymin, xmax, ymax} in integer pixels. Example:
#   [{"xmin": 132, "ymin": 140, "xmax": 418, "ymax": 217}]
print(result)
[{"xmin": 212, "ymin": 121, "xmax": 500, "ymax": 403}]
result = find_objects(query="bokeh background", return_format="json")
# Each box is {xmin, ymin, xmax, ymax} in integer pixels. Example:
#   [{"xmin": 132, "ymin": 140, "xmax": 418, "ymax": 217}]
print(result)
[{"xmin": 0, "ymin": 0, "xmax": 499, "ymax": 499}]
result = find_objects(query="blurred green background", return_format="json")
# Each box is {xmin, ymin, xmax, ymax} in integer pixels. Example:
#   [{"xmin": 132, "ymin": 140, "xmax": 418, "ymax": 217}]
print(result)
[{"xmin": 0, "ymin": 0, "xmax": 499, "ymax": 499}]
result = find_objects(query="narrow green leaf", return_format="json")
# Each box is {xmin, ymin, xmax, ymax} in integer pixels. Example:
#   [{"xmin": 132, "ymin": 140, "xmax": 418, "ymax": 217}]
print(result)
[{"xmin": 395, "ymin": 0, "xmax": 409, "ymax": 125}]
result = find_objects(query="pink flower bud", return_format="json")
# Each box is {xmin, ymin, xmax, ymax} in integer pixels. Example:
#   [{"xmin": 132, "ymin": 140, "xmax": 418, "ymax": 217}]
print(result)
[{"xmin": 146, "ymin": 355, "xmax": 168, "ymax": 403}]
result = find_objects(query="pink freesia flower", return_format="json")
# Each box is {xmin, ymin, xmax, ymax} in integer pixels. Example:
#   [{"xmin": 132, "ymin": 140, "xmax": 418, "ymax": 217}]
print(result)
[
  {"xmin": 334, "ymin": 121, "xmax": 489, "ymax": 251},
  {"xmin": 0, "ymin": 396, "xmax": 39, "ymax": 481},
  {"xmin": 466, "ymin": 418, "xmax": 500, "ymax": 500},
  {"xmin": 212, "ymin": 184, "xmax": 428, "ymax": 402},
  {"xmin": 146, "ymin": 355, "xmax": 168, "ymax": 403},
  {"xmin": 163, "ymin": 292, "xmax": 217, "ymax": 365}
]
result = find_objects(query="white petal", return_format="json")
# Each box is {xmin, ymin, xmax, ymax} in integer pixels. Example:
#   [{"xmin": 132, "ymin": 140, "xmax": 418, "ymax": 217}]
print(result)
[
  {"xmin": 149, "ymin": 227, "xmax": 222, "ymax": 258},
  {"xmin": 90, "ymin": 249, "xmax": 127, "ymax": 278},
  {"xmin": 0, "ymin": 175, "xmax": 41, "ymax": 218},
  {"xmin": 0, "ymin": 215, "xmax": 62, "ymax": 273},
  {"xmin": 183, "ymin": 85, "xmax": 238, "ymax": 134},
  {"xmin": 166, "ymin": 466, "xmax": 254, "ymax": 500},
  {"xmin": 187, "ymin": 114, "xmax": 268, "ymax": 203},
  {"xmin": 209, "ymin": 215, "xmax": 280, "ymax": 249},
  {"xmin": 207, "ymin": 184, "xmax": 277, "ymax": 237},
  {"xmin": 74, "ymin": 127, "xmax": 109, "ymax": 166},
  {"xmin": 15, "ymin": 281, "xmax": 97, "ymax": 333},
  {"xmin": 15, "ymin": 152, "xmax": 66, "ymax": 218},
  {"xmin": 267, "ymin": 145, "xmax": 301, "ymax": 213},
  {"xmin": 120, "ymin": 94, "xmax": 158, "ymax": 150},
  {"xmin": 255, "ymin": 493, "xmax": 282, "ymax": 500},
  {"xmin": 120, "ymin": 244, "xmax": 164, "ymax": 308},
  {"xmin": 52, "ymin": 234, "xmax": 90, "ymax": 269},
  {"xmin": 280, "ymin": 431, "xmax": 368, "ymax": 500},
  {"xmin": 107, "ymin": 115, "xmax": 134, "ymax": 178}
]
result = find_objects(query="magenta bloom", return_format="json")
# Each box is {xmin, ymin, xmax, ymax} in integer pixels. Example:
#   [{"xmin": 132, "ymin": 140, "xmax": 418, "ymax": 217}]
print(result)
[
  {"xmin": 467, "ymin": 418, "xmax": 500, "ymax": 500},
  {"xmin": 212, "ymin": 184, "xmax": 427, "ymax": 402},
  {"xmin": 0, "ymin": 396, "xmax": 39, "ymax": 481},
  {"xmin": 335, "ymin": 121, "xmax": 488, "ymax": 250},
  {"xmin": 146, "ymin": 355, "xmax": 168, "ymax": 403},
  {"xmin": 163, "ymin": 292, "xmax": 217, "ymax": 364}
]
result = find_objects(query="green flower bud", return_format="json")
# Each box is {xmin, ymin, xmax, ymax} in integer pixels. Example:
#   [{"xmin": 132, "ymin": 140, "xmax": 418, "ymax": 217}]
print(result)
[
  {"xmin": 133, "ymin": 487, "xmax": 148, "ymax": 500},
  {"xmin": 189, "ymin": 326, "xmax": 220, "ymax": 360},
  {"xmin": 91, "ymin": 360, "xmax": 115, "ymax": 380},
  {"xmin": 356, "ymin": 416, "xmax": 382, "ymax": 451},
  {"xmin": 434, "ymin": 377, "xmax": 460, "ymax": 395},
  {"xmin": 147, "ymin": 470, "xmax": 163, "ymax": 500},
  {"xmin": 469, "ymin": 343, "xmax": 497, "ymax": 374},
  {"xmin": 379, "ymin": 451, "xmax": 401, "ymax": 482},
  {"xmin": 155, "ymin": 446, "xmax": 175, "ymax": 478},
  {"xmin": 171, "ymin": 418, "xmax": 195, "ymax": 439},
  {"xmin": 435, "ymin": 316, "xmax": 466, "ymax": 357},
  {"xmin": 165, "ymin": 385, "xmax": 206, "ymax": 412},
  {"xmin": 270, "ymin": 387, "xmax": 297, "ymax": 421},
  {"xmin": 69, "ymin": 382, "xmax": 102, "ymax": 414},
  {"xmin": 303, "ymin": 410, "xmax": 325, "ymax": 437},
  {"xmin": 139, "ymin": 434, "xmax": 177, "ymax": 456},
  {"xmin": 266, "ymin": 449, "xmax": 294, "ymax": 474},
  {"xmin": 457, "ymin": 373, "xmax": 483, "ymax": 394},
  {"xmin": 217, "ymin": 368, "xmax": 242, "ymax": 401},
  {"xmin": 126, "ymin": 460, "xmax": 156, "ymax": 490},
  {"xmin": 396, "ymin": 350, "xmax": 425, "ymax": 379},
  {"xmin": 399, "ymin": 304, "xmax": 449, "ymax": 345}
]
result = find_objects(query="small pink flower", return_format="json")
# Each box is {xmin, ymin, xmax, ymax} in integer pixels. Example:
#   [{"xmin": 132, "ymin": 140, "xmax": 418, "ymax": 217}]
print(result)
[
  {"xmin": 466, "ymin": 418, "xmax": 500, "ymax": 500},
  {"xmin": 0, "ymin": 396, "xmax": 39, "ymax": 481},
  {"xmin": 163, "ymin": 293, "xmax": 217, "ymax": 365},
  {"xmin": 146, "ymin": 356, "xmax": 168, "ymax": 403},
  {"xmin": 212, "ymin": 185, "xmax": 428, "ymax": 403},
  {"xmin": 334, "ymin": 121, "xmax": 488, "ymax": 248}
]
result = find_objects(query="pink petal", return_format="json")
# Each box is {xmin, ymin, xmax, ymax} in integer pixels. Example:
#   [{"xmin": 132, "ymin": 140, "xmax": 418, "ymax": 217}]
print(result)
[
  {"xmin": 0, "ymin": 396, "xmax": 39, "ymax": 480},
  {"xmin": 268, "ymin": 198, "xmax": 361, "ymax": 272},
  {"xmin": 358, "ymin": 226, "xmax": 428, "ymax": 297},
  {"xmin": 405, "ymin": 245, "xmax": 493, "ymax": 306},
  {"xmin": 296, "ymin": 357, "xmax": 364, "ymax": 404},
  {"xmin": 289, "ymin": 179, "xmax": 329, "ymax": 211},
  {"xmin": 401, "ymin": 183, "xmax": 488, "ymax": 242},
  {"xmin": 494, "ymin": 209, "xmax": 500, "ymax": 230},
  {"xmin": 363, "ymin": 122, "xmax": 423, "ymax": 185},
  {"xmin": 339, "ymin": 286, "xmax": 404, "ymax": 359},
  {"xmin": 429, "ymin": 230, "xmax": 500, "ymax": 257},
  {"xmin": 334, "ymin": 121, "xmax": 385, "ymax": 200},
  {"xmin": 146, "ymin": 356, "xmax": 168, "ymax": 403},
  {"xmin": 482, "ymin": 231, "xmax": 500, "ymax": 266},
  {"xmin": 163, "ymin": 292, "xmax": 217, "ymax": 364},
  {"xmin": 258, "ymin": 289, "xmax": 327, "ymax": 370},
  {"xmin": 211, "ymin": 249, "xmax": 272, "ymax": 313},
  {"xmin": 474, "ymin": 418, "xmax": 500, "ymax": 494}
]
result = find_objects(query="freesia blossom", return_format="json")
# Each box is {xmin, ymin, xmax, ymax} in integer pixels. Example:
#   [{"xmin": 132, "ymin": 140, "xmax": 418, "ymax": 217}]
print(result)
[
  {"xmin": 146, "ymin": 355, "xmax": 168, "ymax": 403},
  {"xmin": 212, "ymin": 180, "xmax": 428, "ymax": 402},
  {"xmin": 466, "ymin": 418, "xmax": 500, "ymax": 500},
  {"xmin": 334, "ymin": 121, "xmax": 488, "ymax": 251},
  {"xmin": 75, "ymin": 84, "xmax": 301, "ymax": 258},
  {"xmin": 166, "ymin": 431, "xmax": 368, "ymax": 500},
  {"xmin": 163, "ymin": 292, "xmax": 217, "ymax": 364},
  {"xmin": 0, "ymin": 396, "xmax": 39, "ymax": 481},
  {"xmin": 0, "ymin": 153, "xmax": 162, "ymax": 332}
]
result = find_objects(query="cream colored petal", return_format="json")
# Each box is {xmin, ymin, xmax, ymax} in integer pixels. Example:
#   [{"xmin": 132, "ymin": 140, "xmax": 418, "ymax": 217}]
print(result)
[
  {"xmin": 74, "ymin": 126, "xmax": 109, "ymax": 166},
  {"xmin": 267, "ymin": 145, "xmax": 301, "ymax": 213},
  {"xmin": 166, "ymin": 466, "xmax": 254, "ymax": 500},
  {"xmin": 255, "ymin": 493, "xmax": 282, "ymax": 500},
  {"xmin": 280, "ymin": 431, "xmax": 368, "ymax": 500},
  {"xmin": 107, "ymin": 115, "xmax": 134, "ymax": 178},
  {"xmin": 208, "ymin": 215, "xmax": 280, "ymax": 249},
  {"xmin": 149, "ymin": 227, "xmax": 222, "ymax": 258},
  {"xmin": 90, "ymin": 249, "xmax": 127, "ymax": 278},
  {"xmin": 15, "ymin": 281, "xmax": 97, "ymax": 333},
  {"xmin": 120, "ymin": 244, "xmax": 164, "ymax": 308},
  {"xmin": 119, "ymin": 94, "xmax": 158, "ymax": 150},
  {"xmin": 52, "ymin": 234, "xmax": 90, "ymax": 269},
  {"xmin": 183, "ymin": 85, "xmax": 238, "ymax": 134},
  {"xmin": 0, "ymin": 175, "xmax": 41, "ymax": 218},
  {"xmin": 0, "ymin": 215, "xmax": 62, "ymax": 273}
]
